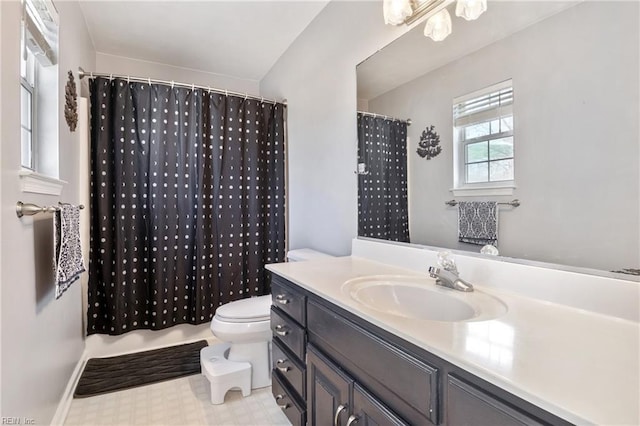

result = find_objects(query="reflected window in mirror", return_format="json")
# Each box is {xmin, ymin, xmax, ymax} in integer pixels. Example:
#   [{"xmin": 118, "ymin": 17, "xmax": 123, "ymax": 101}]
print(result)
[{"xmin": 453, "ymin": 80, "xmax": 514, "ymax": 194}]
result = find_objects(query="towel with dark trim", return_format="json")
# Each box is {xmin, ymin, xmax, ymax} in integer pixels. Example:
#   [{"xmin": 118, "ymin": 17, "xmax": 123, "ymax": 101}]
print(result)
[
  {"xmin": 54, "ymin": 204, "xmax": 85, "ymax": 299},
  {"xmin": 458, "ymin": 201, "xmax": 498, "ymax": 246}
]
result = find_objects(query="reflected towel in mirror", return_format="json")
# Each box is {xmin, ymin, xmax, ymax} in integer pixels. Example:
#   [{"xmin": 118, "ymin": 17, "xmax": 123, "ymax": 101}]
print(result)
[{"xmin": 458, "ymin": 201, "xmax": 498, "ymax": 246}]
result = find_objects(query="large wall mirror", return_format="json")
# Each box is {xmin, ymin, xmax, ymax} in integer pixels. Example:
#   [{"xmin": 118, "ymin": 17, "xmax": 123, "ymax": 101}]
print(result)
[{"xmin": 356, "ymin": 1, "xmax": 639, "ymax": 279}]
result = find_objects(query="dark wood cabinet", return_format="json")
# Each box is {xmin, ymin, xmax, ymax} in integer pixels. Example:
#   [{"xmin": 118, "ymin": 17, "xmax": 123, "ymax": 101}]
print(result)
[
  {"xmin": 351, "ymin": 383, "xmax": 408, "ymax": 426},
  {"xmin": 306, "ymin": 345, "xmax": 353, "ymax": 426},
  {"xmin": 269, "ymin": 273, "xmax": 572, "ymax": 426},
  {"xmin": 446, "ymin": 375, "xmax": 544, "ymax": 426},
  {"xmin": 272, "ymin": 371, "xmax": 306, "ymax": 426},
  {"xmin": 270, "ymin": 275, "xmax": 308, "ymax": 425}
]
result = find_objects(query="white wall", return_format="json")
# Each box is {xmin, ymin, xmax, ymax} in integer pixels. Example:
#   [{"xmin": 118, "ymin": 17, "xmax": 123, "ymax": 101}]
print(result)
[
  {"xmin": 95, "ymin": 52, "xmax": 260, "ymax": 96},
  {"xmin": 368, "ymin": 2, "xmax": 639, "ymax": 272},
  {"xmin": 0, "ymin": 1, "xmax": 95, "ymax": 423},
  {"xmin": 260, "ymin": 1, "xmax": 411, "ymax": 256}
]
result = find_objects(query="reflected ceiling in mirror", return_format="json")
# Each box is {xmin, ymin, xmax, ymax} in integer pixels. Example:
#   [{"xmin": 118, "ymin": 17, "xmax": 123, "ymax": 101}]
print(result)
[{"xmin": 356, "ymin": 1, "xmax": 639, "ymax": 280}]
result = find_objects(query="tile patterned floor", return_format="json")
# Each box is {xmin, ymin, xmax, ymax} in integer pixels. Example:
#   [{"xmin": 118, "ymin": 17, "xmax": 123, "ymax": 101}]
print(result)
[{"xmin": 64, "ymin": 374, "xmax": 291, "ymax": 426}]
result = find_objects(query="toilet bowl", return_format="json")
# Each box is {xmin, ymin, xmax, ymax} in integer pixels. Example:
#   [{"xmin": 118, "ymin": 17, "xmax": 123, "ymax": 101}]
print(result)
[
  {"xmin": 203, "ymin": 248, "xmax": 333, "ymax": 403},
  {"xmin": 209, "ymin": 295, "xmax": 273, "ymax": 389}
]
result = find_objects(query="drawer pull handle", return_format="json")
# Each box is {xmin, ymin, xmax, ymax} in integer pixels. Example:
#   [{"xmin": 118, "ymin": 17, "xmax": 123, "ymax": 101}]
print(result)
[
  {"xmin": 276, "ymin": 356, "xmax": 290, "ymax": 371},
  {"xmin": 275, "ymin": 294, "xmax": 290, "ymax": 305},
  {"xmin": 275, "ymin": 325, "xmax": 289, "ymax": 336},
  {"xmin": 346, "ymin": 415, "xmax": 359, "ymax": 426},
  {"xmin": 334, "ymin": 404, "xmax": 348, "ymax": 426},
  {"xmin": 275, "ymin": 394, "xmax": 290, "ymax": 410}
]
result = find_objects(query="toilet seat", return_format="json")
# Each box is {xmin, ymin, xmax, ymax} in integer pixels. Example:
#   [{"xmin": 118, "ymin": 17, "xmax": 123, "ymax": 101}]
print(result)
[{"xmin": 214, "ymin": 295, "xmax": 272, "ymax": 323}]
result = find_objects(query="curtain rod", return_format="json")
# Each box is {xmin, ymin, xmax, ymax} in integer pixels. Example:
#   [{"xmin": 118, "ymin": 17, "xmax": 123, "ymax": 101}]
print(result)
[
  {"xmin": 77, "ymin": 68, "xmax": 286, "ymax": 105},
  {"xmin": 357, "ymin": 110, "xmax": 412, "ymax": 126}
]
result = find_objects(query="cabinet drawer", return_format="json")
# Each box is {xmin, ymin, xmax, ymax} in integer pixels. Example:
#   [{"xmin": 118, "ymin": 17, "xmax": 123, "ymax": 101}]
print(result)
[
  {"xmin": 308, "ymin": 301, "xmax": 439, "ymax": 425},
  {"xmin": 447, "ymin": 375, "xmax": 544, "ymax": 426},
  {"xmin": 272, "ymin": 371, "xmax": 306, "ymax": 426},
  {"xmin": 272, "ymin": 338, "xmax": 306, "ymax": 400},
  {"xmin": 271, "ymin": 277, "xmax": 306, "ymax": 326},
  {"xmin": 271, "ymin": 307, "xmax": 306, "ymax": 361}
]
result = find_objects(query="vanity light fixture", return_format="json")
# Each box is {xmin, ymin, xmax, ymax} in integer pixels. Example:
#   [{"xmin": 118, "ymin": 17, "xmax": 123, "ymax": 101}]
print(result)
[{"xmin": 385, "ymin": 0, "xmax": 487, "ymax": 42}]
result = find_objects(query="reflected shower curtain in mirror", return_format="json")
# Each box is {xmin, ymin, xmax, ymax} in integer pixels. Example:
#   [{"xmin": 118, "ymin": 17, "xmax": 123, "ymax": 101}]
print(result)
[
  {"xmin": 357, "ymin": 113, "xmax": 409, "ymax": 242},
  {"xmin": 88, "ymin": 77, "xmax": 285, "ymax": 335}
]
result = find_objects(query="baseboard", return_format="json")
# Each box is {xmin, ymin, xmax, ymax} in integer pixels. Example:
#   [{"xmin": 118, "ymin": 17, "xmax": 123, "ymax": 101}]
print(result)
[{"xmin": 50, "ymin": 351, "xmax": 88, "ymax": 426}]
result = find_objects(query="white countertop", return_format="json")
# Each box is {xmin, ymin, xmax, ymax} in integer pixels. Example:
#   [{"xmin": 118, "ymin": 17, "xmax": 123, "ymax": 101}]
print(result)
[{"xmin": 266, "ymin": 256, "xmax": 640, "ymax": 426}]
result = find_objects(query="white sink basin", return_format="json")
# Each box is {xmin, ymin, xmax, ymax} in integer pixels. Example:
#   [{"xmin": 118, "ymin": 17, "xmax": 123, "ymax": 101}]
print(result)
[{"xmin": 342, "ymin": 275, "xmax": 507, "ymax": 322}]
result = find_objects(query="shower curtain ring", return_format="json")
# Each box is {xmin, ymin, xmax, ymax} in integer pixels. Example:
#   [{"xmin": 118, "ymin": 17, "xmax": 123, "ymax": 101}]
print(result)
[
  {"xmin": 148, "ymin": 78, "xmax": 151, "ymax": 86},
  {"xmin": 225, "ymin": 90, "xmax": 228, "ymax": 97},
  {"xmin": 171, "ymin": 81, "xmax": 175, "ymax": 89}
]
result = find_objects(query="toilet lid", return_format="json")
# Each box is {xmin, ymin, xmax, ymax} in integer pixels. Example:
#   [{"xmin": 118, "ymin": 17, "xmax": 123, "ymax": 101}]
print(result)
[{"xmin": 215, "ymin": 295, "xmax": 272, "ymax": 323}]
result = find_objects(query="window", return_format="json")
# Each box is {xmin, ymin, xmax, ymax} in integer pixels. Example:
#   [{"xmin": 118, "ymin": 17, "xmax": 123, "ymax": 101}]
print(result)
[
  {"xmin": 19, "ymin": 0, "xmax": 62, "ymax": 193},
  {"xmin": 20, "ymin": 49, "xmax": 36, "ymax": 170},
  {"xmin": 453, "ymin": 80, "xmax": 514, "ymax": 195}
]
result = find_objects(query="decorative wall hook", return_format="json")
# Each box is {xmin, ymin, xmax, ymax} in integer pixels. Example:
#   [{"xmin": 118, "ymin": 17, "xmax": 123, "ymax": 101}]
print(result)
[
  {"xmin": 354, "ymin": 162, "xmax": 369, "ymax": 175},
  {"xmin": 64, "ymin": 70, "xmax": 78, "ymax": 132},
  {"xmin": 416, "ymin": 125, "xmax": 442, "ymax": 160}
]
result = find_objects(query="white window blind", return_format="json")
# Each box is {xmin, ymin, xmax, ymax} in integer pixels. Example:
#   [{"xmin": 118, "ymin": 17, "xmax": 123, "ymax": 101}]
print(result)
[
  {"xmin": 454, "ymin": 80, "xmax": 513, "ymax": 127},
  {"xmin": 23, "ymin": 0, "xmax": 58, "ymax": 66}
]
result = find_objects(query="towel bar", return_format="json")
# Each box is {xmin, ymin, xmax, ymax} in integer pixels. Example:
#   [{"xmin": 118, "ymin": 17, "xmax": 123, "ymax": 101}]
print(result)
[
  {"xmin": 445, "ymin": 199, "xmax": 520, "ymax": 207},
  {"xmin": 16, "ymin": 201, "xmax": 85, "ymax": 218}
]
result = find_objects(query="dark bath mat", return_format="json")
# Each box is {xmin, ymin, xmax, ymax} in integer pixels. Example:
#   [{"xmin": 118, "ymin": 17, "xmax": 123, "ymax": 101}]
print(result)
[{"xmin": 74, "ymin": 340, "xmax": 208, "ymax": 398}]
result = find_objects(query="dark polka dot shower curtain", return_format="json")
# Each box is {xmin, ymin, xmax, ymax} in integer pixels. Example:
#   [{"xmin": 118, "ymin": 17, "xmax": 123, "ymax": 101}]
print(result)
[
  {"xmin": 87, "ymin": 77, "xmax": 285, "ymax": 335},
  {"xmin": 357, "ymin": 113, "xmax": 409, "ymax": 243}
]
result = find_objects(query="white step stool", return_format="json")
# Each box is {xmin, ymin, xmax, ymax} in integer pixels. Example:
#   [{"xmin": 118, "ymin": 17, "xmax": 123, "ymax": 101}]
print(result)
[{"xmin": 200, "ymin": 343, "xmax": 252, "ymax": 404}]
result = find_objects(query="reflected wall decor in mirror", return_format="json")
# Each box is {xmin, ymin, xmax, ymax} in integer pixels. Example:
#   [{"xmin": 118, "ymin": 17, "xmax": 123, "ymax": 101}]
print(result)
[{"xmin": 357, "ymin": 1, "xmax": 639, "ymax": 279}]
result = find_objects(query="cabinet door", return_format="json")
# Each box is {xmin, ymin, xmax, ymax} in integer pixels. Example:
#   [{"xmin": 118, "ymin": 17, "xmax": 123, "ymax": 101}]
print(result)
[
  {"xmin": 349, "ymin": 383, "xmax": 409, "ymax": 426},
  {"xmin": 447, "ymin": 375, "xmax": 544, "ymax": 426},
  {"xmin": 307, "ymin": 344, "xmax": 353, "ymax": 426}
]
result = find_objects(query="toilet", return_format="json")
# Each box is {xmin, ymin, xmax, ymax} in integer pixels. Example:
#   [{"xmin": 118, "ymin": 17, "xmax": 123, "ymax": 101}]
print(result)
[{"xmin": 201, "ymin": 248, "xmax": 332, "ymax": 404}]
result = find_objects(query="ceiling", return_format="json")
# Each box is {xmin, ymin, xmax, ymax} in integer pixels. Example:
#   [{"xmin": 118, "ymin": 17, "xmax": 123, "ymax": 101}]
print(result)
[
  {"xmin": 78, "ymin": 1, "xmax": 330, "ymax": 82},
  {"xmin": 357, "ymin": 1, "xmax": 580, "ymax": 100}
]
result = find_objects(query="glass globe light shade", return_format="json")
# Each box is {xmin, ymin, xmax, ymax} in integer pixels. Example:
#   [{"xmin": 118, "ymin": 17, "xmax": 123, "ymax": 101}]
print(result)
[
  {"xmin": 424, "ymin": 8, "xmax": 452, "ymax": 42},
  {"xmin": 383, "ymin": 0, "xmax": 413, "ymax": 25},
  {"xmin": 455, "ymin": 0, "xmax": 487, "ymax": 21}
]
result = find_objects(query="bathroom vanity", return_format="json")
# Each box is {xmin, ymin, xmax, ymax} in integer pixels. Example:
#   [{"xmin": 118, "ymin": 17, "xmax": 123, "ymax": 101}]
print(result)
[{"xmin": 266, "ymin": 252, "xmax": 639, "ymax": 426}]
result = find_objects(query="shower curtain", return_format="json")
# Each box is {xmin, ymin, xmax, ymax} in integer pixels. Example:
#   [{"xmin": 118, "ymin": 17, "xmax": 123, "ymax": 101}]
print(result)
[
  {"xmin": 87, "ymin": 77, "xmax": 286, "ymax": 335},
  {"xmin": 357, "ymin": 113, "xmax": 409, "ymax": 242}
]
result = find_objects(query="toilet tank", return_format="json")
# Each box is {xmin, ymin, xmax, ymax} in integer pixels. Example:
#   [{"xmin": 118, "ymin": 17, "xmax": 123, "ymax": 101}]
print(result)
[{"xmin": 286, "ymin": 248, "xmax": 333, "ymax": 262}]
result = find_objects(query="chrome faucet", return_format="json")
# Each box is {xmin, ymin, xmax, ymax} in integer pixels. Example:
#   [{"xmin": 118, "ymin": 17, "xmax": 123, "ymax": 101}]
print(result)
[{"xmin": 428, "ymin": 265, "xmax": 474, "ymax": 292}]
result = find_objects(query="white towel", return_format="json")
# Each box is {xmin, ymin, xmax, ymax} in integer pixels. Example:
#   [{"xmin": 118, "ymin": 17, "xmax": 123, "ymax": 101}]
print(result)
[{"xmin": 54, "ymin": 204, "xmax": 86, "ymax": 299}]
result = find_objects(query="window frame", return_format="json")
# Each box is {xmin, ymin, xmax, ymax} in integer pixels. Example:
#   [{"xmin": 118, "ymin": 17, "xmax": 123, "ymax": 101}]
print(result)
[
  {"xmin": 18, "ymin": 0, "xmax": 65, "ymax": 195},
  {"xmin": 20, "ymin": 49, "xmax": 37, "ymax": 171},
  {"xmin": 452, "ymin": 80, "xmax": 515, "ymax": 196}
]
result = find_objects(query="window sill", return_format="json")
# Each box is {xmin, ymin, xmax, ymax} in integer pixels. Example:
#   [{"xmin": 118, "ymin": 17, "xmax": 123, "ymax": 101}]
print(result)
[
  {"xmin": 19, "ymin": 170, "xmax": 66, "ymax": 196},
  {"xmin": 450, "ymin": 186, "xmax": 515, "ymax": 197}
]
